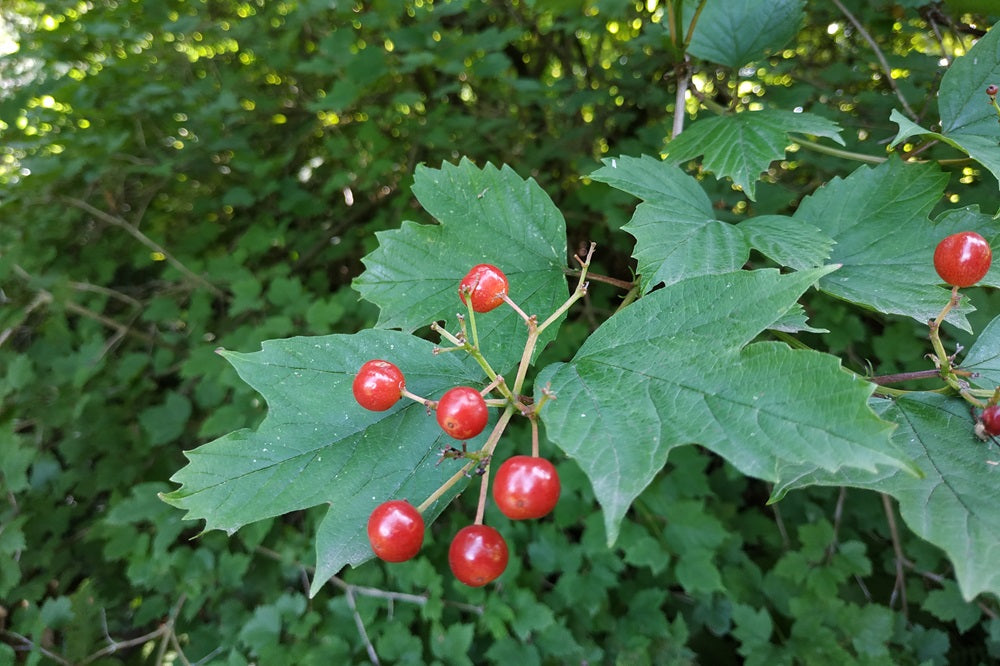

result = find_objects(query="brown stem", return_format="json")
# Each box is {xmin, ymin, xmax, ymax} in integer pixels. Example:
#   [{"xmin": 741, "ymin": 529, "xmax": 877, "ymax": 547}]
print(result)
[
  {"xmin": 563, "ymin": 267, "xmax": 634, "ymax": 290},
  {"xmin": 868, "ymin": 369, "xmax": 949, "ymax": 385}
]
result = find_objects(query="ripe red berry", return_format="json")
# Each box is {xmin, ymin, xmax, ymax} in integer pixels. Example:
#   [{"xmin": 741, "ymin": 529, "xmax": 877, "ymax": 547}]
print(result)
[
  {"xmin": 987, "ymin": 84, "xmax": 999, "ymax": 97},
  {"xmin": 933, "ymin": 231, "xmax": 992, "ymax": 288},
  {"xmin": 459, "ymin": 264, "xmax": 509, "ymax": 313},
  {"xmin": 982, "ymin": 405, "xmax": 1000, "ymax": 437},
  {"xmin": 367, "ymin": 500, "xmax": 424, "ymax": 562},
  {"xmin": 436, "ymin": 386, "xmax": 489, "ymax": 440},
  {"xmin": 353, "ymin": 360, "xmax": 405, "ymax": 411},
  {"xmin": 492, "ymin": 455, "xmax": 561, "ymax": 520},
  {"xmin": 448, "ymin": 524, "xmax": 508, "ymax": 587}
]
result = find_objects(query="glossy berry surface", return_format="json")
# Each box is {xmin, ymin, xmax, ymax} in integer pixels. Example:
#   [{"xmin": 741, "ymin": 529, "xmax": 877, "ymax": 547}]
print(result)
[
  {"xmin": 436, "ymin": 386, "xmax": 489, "ymax": 440},
  {"xmin": 448, "ymin": 524, "xmax": 508, "ymax": 587},
  {"xmin": 353, "ymin": 360, "xmax": 405, "ymax": 411},
  {"xmin": 492, "ymin": 455, "xmax": 561, "ymax": 520},
  {"xmin": 459, "ymin": 264, "xmax": 509, "ymax": 313},
  {"xmin": 367, "ymin": 500, "xmax": 424, "ymax": 562},
  {"xmin": 933, "ymin": 231, "xmax": 992, "ymax": 288},
  {"xmin": 982, "ymin": 405, "xmax": 1000, "ymax": 437}
]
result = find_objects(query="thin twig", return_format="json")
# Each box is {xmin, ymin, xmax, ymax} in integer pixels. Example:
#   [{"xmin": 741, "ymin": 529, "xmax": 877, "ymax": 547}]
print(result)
[
  {"xmin": 80, "ymin": 595, "xmax": 188, "ymax": 666},
  {"xmin": 830, "ymin": 0, "xmax": 917, "ymax": 119},
  {"xmin": 345, "ymin": 587, "xmax": 380, "ymax": 665},
  {"xmin": 769, "ymin": 491, "xmax": 790, "ymax": 548},
  {"xmin": 825, "ymin": 487, "xmax": 848, "ymax": 563},
  {"xmin": 60, "ymin": 196, "xmax": 226, "ymax": 298},
  {"xmin": 12, "ymin": 266, "xmax": 161, "ymax": 347},
  {"xmin": 881, "ymin": 493, "xmax": 908, "ymax": 618},
  {"xmin": 69, "ymin": 280, "xmax": 142, "ymax": 307},
  {"xmin": 672, "ymin": 56, "xmax": 690, "ymax": 139},
  {"xmin": 2, "ymin": 631, "xmax": 72, "ymax": 665},
  {"xmin": 254, "ymin": 545, "xmax": 484, "ymax": 615}
]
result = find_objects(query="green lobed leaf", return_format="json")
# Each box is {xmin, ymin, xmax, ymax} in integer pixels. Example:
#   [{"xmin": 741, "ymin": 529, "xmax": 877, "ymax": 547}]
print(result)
[
  {"xmin": 685, "ymin": 0, "xmax": 806, "ymax": 68},
  {"xmin": 739, "ymin": 214, "xmax": 835, "ymax": 270},
  {"xmin": 536, "ymin": 267, "xmax": 916, "ymax": 544},
  {"xmin": 589, "ymin": 155, "xmax": 749, "ymax": 293},
  {"xmin": 775, "ymin": 393, "xmax": 1000, "ymax": 602},
  {"xmin": 161, "ymin": 329, "xmax": 489, "ymax": 594},
  {"xmin": 353, "ymin": 158, "xmax": 569, "ymax": 374},
  {"xmin": 792, "ymin": 159, "xmax": 980, "ymax": 331},
  {"xmin": 590, "ymin": 155, "xmax": 838, "ymax": 293},
  {"xmin": 665, "ymin": 110, "xmax": 844, "ymax": 200},
  {"xmin": 890, "ymin": 21, "xmax": 1000, "ymax": 188}
]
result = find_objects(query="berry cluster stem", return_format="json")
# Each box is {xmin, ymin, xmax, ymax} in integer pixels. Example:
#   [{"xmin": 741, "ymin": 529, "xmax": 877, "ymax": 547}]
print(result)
[
  {"xmin": 417, "ymin": 404, "xmax": 517, "ymax": 515},
  {"xmin": 509, "ymin": 242, "xmax": 595, "ymax": 400},
  {"xmin": 928, "ymin": 287, "xmax": 990, "ymax": 407},
  {"xmin": 420, "ymin": 245, "xmax": 597, "ymax": 528}
]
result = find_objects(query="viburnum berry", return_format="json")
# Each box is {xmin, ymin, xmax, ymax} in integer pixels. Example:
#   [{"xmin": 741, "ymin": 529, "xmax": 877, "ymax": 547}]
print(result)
[
  {"xmin": 353, "ymin": 359, "xmax": 405, "ymax": 411},
  {"xmin": 459, "ymin": 264, "xmax": 509, "ymax": 313},
  {"xmin": 448, "ymin": 524, "xmax": 508, "ymax": 587},
  {"xmin": 367, "ymin": 500, "xmax": 424, "ymax": 562},
  {"xmin": 987, "ymin": 84, "xmax": 999, "ymax": 97},
  {"xmin": 933, "ymin": 231, "xmax": 992, "ymax": 288},
  {"xmin": 436, "ymin": 386, "xmax": 489, "ymax": 440},
  {"xmin": 492, "ymin": 455, "xmax": 561, "ymax": 520},
  {"xmin": 980, "ymin": 405, "xmax": 1000, "ymax": 438}
]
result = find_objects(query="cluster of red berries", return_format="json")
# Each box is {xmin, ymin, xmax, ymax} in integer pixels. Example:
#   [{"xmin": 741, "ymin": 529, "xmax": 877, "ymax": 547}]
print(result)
[{"xmin": 351, "ymin": 264, "xmax": 561, "ymax": 587}]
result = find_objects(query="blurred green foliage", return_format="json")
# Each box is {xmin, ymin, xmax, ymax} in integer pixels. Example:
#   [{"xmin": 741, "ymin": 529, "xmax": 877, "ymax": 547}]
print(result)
[{"xmin": 1, "ymin": 0, "xmax": 998, "ymax": 663}]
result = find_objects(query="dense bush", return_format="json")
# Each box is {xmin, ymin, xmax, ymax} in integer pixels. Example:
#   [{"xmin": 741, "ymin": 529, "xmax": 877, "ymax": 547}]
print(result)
[{"xmin": 2, "ymin": 1, "xmax": 999, "ymax": 663}]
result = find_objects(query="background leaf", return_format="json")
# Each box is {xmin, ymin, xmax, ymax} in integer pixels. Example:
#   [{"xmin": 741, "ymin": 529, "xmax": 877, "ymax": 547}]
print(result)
[
  {"xmin": 792, "ymin": 159, "xmax": 983, "ymax": 331},
  {"xmin": 665, "ymin": 110, "xmax": 844, "ymax": 200},
  {"xmin": 775, "ymin": 393, "xmax": 1000, "ymax": 601},
  {"xmin": 686, "ymin": 0, "xmax": 806, "ymax": 67},
  {"xmin": 890, "ymin": 21, "xmax": 1000, "ymax": 188},
  {"xmin": 161, "ymin": 329, "xmax": 488, "ymax": 593},
  {"xmin": 353, "ymin": 159, "xmax": 569, "ymax": 374},
  {"xmin": 536, "ymin": 267, "xmax": 914, "ymax": 544}
]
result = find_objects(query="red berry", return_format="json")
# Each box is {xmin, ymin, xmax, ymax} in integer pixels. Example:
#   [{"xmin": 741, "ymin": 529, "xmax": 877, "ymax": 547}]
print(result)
[
  {"xmin": 459, "ymin": 264, "xmax": 509, "ymax": 313},
  {"xmin": 436, "ymin": 386, "xmax": 489, "ymax": 440},
  {"xmin": 448, "ymin": 524, "xmax": 508, "ymax": 587},
  {"xmin": 987, "ymin": 84, "xmax": 998, "ymax": 97},
  {"xmin": 982, "ymin": 405, "xmax": 1000, "ymax": 437},
  {"xmin": 367, "ymin": 500, "xmax": 424, "ymax": 562},
  {"xmin": 492, "ymin": 455, "xmax": 561, "ymax": 520},
  {"xmin": 933, "ymin": 231, "xmax": 992, "ymax": 288},
  {"xmin": 353, "ymin": 360, "xmax": 405, "ymax": 411}
]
